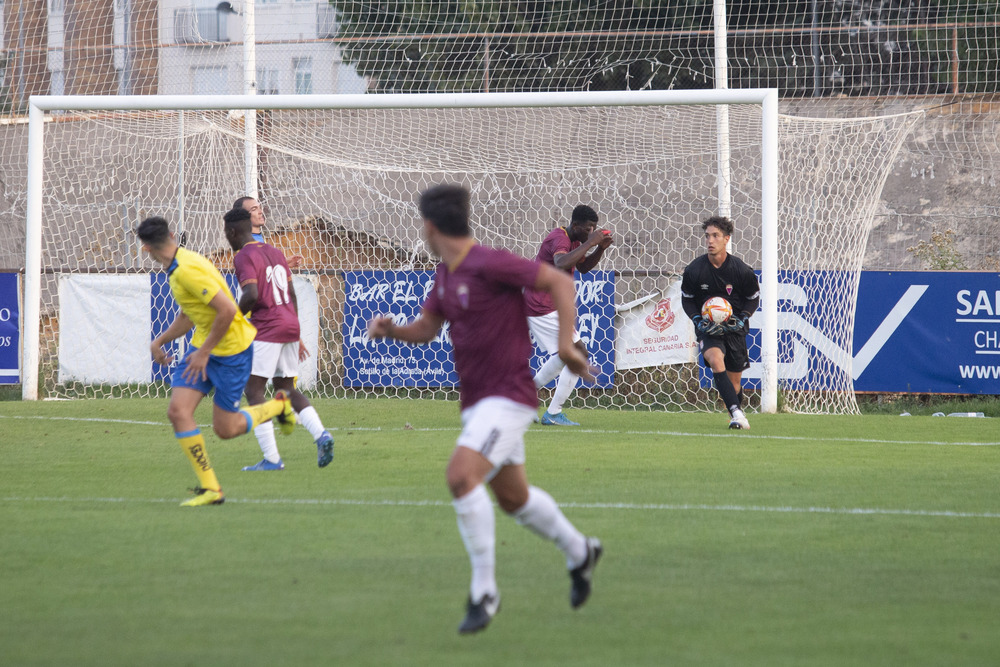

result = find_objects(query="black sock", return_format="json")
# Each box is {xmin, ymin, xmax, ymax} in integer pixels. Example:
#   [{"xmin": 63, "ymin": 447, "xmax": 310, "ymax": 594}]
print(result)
[{"xmin": 713, "ymin": 371, "xmax": 740, "ymax": 414}]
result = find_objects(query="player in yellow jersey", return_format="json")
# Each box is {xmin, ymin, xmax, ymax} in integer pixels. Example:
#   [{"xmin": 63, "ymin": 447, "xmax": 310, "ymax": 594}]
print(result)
[{"xmin": 137, "ymin": 216, "xmax": 297, "ymax": 506}]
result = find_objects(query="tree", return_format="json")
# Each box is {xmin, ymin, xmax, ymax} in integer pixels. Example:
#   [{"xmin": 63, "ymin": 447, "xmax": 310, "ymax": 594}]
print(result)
[
  {"xmin": 331, "ymin": 0, "xmax": 998, "ymax": 96},
  {"xmin": 333, "ymin": 1, "xmax": 715, "ymax": 92}
]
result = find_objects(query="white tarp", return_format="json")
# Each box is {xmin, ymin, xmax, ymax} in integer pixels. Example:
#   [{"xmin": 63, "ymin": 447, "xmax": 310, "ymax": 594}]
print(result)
[
  {"xmin": 615, "ymin": 279, "xmax": 698, "ymax": 370},
  {"xmin": 59, "ymin": 274, "xmax": 150, "ymax": 383},
  {"xmin": 58, "ymin": 274, "xmax": 320, "ymax": 389}
]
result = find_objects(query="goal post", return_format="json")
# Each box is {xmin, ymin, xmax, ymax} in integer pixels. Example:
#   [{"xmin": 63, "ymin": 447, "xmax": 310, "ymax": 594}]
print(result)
[{"xmin": 23, "ymin": 89, "xmax": 781, "ymax": 409}]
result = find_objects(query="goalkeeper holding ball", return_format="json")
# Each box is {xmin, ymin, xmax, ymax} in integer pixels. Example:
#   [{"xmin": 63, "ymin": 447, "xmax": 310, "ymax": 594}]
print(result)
[{"xmin": 680, "ymin": 215, "xmax": 760, "ymax": 430}]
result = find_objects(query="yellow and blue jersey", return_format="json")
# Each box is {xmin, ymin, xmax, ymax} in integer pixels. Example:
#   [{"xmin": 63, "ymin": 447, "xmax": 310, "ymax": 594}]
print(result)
[{"xmin": 167, "ymin": 247, "xmax": 256, "ymax": 357}]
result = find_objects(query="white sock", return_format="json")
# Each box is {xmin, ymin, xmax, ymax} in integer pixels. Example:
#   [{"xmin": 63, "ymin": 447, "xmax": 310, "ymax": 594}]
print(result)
[
  {"xmin": 546, "ymin": 366, "xmax": 579, "ymax": 416},
  {"xmin": 533, "ymin": 354, "xmax": 565, "ymax": 389},
  {"xmin": 297, "ymin": 405, "xmax": 326, "ymax": 441},
  {"xmin": 452, "ymin": 485, "xmax": 496, "ymax": 602},
  {"xmin": 511, "ymin": 486, "xmax": 586, "ymax": 568},
  {"xmin": 253, "ymin": 421, "xmax": 281, "ymax": 463}
]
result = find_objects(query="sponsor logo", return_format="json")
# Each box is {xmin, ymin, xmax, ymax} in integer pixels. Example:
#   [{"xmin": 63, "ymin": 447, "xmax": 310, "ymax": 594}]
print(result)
[
  {"xmin": 188, "ymin": 443, "xmax": 211, "ymax": 471},
  {"xmin": 644, "ymin": 297, "xmax": 676, "ymax": 333}
]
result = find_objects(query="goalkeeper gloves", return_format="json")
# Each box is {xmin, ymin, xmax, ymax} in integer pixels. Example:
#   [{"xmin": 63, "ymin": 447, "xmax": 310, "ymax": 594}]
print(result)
[
  {"xmin": 723, "ymin": 312, "xmax": 749, "ymax": 333},
  {"xmin": 693, "ymin": 316, "xmax": 724, "ymax": 337}
]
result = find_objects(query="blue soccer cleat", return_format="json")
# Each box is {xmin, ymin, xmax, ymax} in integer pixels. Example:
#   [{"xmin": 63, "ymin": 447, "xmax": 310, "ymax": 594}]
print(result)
[
  {"xmin": 241, "ymin": 458, "xmax": 285, "ymax": 471},
  {"xmin": 540, "ymin": 411, "xmax": 579, "ymax": 426},
  {"xmin": 316, "ymin": 431, "xmax": 334, "ymax": 468}
]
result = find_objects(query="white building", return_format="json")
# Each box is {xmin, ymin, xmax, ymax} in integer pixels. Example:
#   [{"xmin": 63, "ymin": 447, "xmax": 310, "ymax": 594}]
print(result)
[
  {"xmin": 1, "ymin": 0, "xmax": 367, "ymax": 100},
  {"xmin": 162, "ymin": 0, "xmax": 367, "ymax": 95}
]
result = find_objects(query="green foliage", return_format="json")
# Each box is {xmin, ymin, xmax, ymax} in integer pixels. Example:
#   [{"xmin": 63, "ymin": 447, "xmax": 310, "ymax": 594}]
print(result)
[
  {"xmin": 906, "ymin": 229, "xmax": 968, "ymax": 270},
  {"xmin": 330, "ymin": 0, "xmax": 999, "ymax": 96},
  {"xmin": 333, "ymin": 0, "xmax": 715, "ymax": 92}
]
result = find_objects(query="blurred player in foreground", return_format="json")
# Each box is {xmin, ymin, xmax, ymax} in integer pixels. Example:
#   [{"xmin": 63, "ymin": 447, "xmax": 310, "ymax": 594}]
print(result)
[
  {"xmin": 137, "ymin": 216, "xmax": 295, "ymax": 506},
  {"xmin": 680, "ymin": 215, "xmax": 760, "ymax": 430},
  {"xmin": 233, "ymin": 196, "xmax": 303, "ymax": 268},
  {"xmin": 367, "ymin": 184, "xmax": 603, "ymax": 635},
  {"xmin": 223, "ymin": 207, "xmax": 335, "ymax": 470},
  {"xmin": 523, "ymin": 205, "xmax": 613, "ymax": 426}
]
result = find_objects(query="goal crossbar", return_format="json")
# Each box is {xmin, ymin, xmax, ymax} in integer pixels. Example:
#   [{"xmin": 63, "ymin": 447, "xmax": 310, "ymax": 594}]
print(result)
[{"xmin": 23, "ymin": 89, "xmax": 780, "ymax": 409}]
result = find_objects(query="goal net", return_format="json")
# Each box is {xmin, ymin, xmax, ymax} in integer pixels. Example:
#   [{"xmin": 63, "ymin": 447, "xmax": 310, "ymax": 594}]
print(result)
[{"xmin": 20, "ymin": 91, "xmax": 918, "ymax": 414}]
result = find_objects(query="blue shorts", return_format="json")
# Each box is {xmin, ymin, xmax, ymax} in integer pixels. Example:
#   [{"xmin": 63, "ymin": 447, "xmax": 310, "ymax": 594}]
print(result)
[{"xmin": 171, "ymin": 345, "xmax": 253, "ymax": 412}]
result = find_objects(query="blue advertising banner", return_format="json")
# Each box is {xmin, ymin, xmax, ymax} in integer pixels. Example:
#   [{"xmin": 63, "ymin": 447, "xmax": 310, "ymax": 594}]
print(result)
[
  {"xmin": 342, "ymin": 270, "xmax": 616, "ymax": 388},
  {"xmin": 342, "ymin": 270, "xmax": 456, "ymax": 387},
  {"xmin": 0, "ymin": 273, "xmax": 19, "ymax": 383},
  {"xmin": 727, "ymin": 270, "xmax": 1000, "ymax": 394},
  {"xmin": 531, "ymin": 270, "xmax": 615, "ymax": 388},
  {"xmin": 150, "ymin": 272, "xmax": 240, "ymax": 382},
  {"xmin": 853, "ymin": 271, "xmax": 1000, "ymax": 393}
]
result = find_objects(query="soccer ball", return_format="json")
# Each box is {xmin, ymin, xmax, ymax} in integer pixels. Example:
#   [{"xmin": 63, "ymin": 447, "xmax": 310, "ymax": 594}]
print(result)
[{"xmin": 701, "ymin": 296, "xmax": 733, "ymax": 324}]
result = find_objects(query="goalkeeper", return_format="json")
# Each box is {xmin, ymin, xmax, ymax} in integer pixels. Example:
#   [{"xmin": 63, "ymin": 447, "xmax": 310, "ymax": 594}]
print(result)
[{"xmin": 680, "ymin": 215, "xmax": 760, "ymax": 430}]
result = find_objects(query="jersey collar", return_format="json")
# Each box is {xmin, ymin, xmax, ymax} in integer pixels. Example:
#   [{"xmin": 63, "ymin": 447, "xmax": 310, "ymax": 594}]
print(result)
[{"xmin": 166, "ymin": 247, "xmax": 181, "ymax": 276}]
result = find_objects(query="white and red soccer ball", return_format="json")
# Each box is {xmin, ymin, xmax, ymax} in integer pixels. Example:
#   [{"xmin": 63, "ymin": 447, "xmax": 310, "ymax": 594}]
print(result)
[{"xmin": 701, "ymin": 296, "xmax": 733, "ymax": 324}]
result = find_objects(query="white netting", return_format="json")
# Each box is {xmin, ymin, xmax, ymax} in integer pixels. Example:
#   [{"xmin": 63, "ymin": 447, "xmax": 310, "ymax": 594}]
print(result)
[
  {"xmin": 3, "ymin": 1, "xmax": 998, "ymax": 407},
  {"xmin": 1, "ymin": 2, "xmax": 997, "ymax": 103},
  {"xmin": 17, "ymin": 97, "xmax": 917, "ymax": 412}
]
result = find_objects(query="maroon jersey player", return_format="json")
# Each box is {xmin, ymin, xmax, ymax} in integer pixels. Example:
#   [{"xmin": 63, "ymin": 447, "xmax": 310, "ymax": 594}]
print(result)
[
  {"xmin": 223, "ymin": 207, "xmax": 335, "ymax": 470},
  {"xmin": 367, "ymin": 184, "xmax": 603, "ymax": 635}
]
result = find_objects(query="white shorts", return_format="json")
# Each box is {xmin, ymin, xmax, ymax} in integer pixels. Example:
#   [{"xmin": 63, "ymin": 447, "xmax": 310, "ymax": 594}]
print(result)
[
  {"xmin": 251, "ymin": 340, "xmax": 299, "ymax": 379},
  {"xmin": 457, "ymin": 397, "xmax": 536, "ymax": 477},
  {"xmin": 527, "ymin": 311, "xmax": 581, "ymax": 354}
]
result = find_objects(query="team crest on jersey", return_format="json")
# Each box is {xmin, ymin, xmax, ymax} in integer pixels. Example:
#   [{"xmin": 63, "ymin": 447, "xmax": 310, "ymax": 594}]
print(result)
[
  {"xmin": 645, "ymin": 297, "xmax": 676, "ymax": 333},
  {"xmin": 725, "ymin": 284, "xmax": 733, "ymax": 295},
  {"xmin": 457, "ymin": 284, "xmax": 470, "ymax": 309}
]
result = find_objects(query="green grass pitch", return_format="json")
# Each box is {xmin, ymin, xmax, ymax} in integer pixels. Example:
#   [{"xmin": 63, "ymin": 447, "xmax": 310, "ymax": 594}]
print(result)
[{"xmin": 1, "ymin": 398, "xmax": 998, "ymax": 666}]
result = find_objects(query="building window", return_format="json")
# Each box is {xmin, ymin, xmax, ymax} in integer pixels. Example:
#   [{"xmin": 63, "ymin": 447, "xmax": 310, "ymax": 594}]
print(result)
[
  {"xmin": 174, "ymin": 8, "xmax": 228, "ymax": 44},
  {"xmin": 257, "ymin": 67, "xmax": 279, "ymax": 95},
  {"xmin": 294, "ymin": 57, "xmax": 312, "ymax": 94},
  {"xmin": 49, "ymin": 0, "xmax": 65, "ymax": 13}
]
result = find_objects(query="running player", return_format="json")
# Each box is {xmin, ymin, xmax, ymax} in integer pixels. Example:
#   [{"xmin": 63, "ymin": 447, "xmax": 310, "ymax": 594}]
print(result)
[
  {"xmin": 367, "ymin": 184, "xmax": 603, "ymax": 634},
  {"xmin": 137, "ymin": 216, "xmax": 295, "ymax": 506},
  {"xmin": 223, "ymin": 207, "xmax": 335, "ymax": 470}
]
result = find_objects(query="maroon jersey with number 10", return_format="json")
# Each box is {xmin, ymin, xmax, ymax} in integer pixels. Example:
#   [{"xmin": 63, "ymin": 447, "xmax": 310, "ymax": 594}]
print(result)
[{"xmin": 233, "ymin": 241, "xmax": 300, "ymax": 344}]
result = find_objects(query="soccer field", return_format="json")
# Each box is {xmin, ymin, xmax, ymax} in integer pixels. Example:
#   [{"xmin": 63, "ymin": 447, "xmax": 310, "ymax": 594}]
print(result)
[{"xmin": 1, "ymin": 398, "xmax": 998, "ymax": 666}]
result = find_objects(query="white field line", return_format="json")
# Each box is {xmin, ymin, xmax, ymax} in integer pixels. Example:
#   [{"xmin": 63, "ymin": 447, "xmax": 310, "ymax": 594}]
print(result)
[
  {"xmin": 2, "ymin": 414, "xmax": 999, "ymax": 447},
  {"xmin": 2, "ymin": 495, "xmax": 999, "ymax": 519}
]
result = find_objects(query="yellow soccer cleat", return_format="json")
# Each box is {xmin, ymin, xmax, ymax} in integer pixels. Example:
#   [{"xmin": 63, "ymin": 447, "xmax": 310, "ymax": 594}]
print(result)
[
  {"xmin": 180, "ymin": 487, "xmax": 225, "ymax": 507},
  {"xmin": 274, "ymin": 390, "xmax": 297, "ymax": 436}
]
